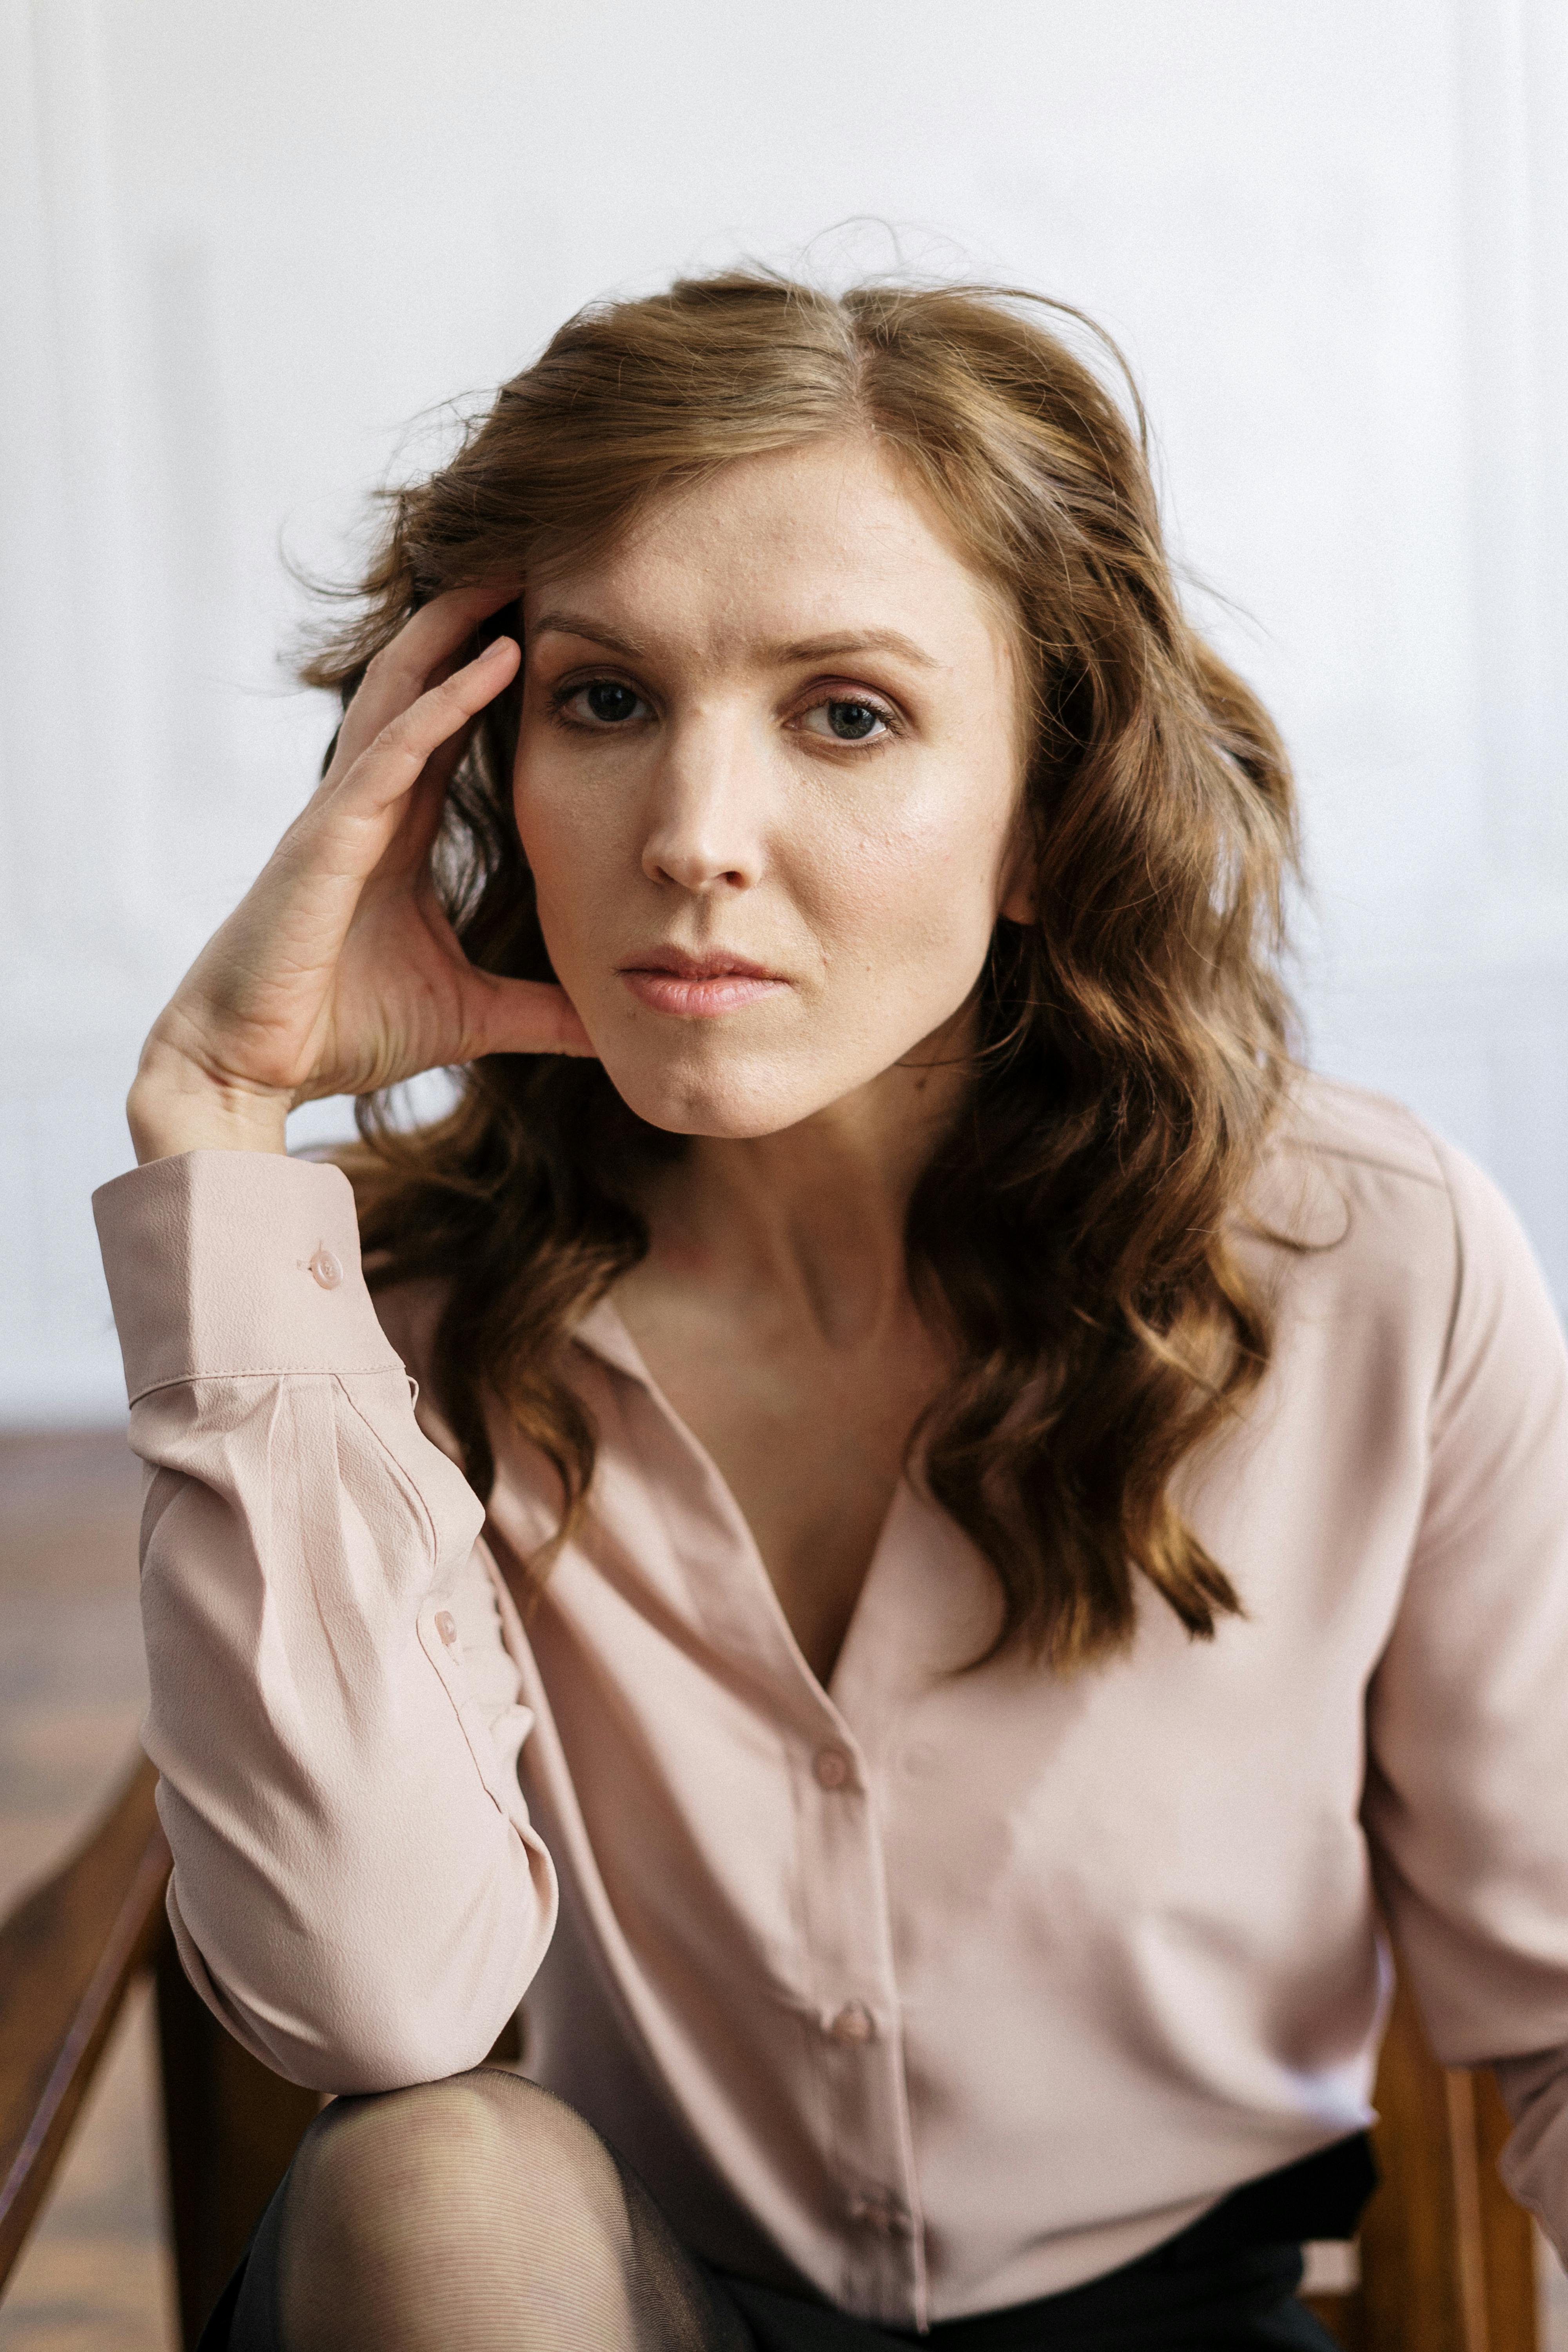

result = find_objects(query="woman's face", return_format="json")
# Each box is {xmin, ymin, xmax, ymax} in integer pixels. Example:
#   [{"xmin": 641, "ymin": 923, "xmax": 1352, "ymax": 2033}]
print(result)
[{"xmin": 512, "ymin": 435, "xmax": 1031, "ymax": 1138}]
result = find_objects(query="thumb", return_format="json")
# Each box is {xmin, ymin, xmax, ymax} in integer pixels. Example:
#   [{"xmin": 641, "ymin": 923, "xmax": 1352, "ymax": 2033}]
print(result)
[{"xmin": 459, "ymin": 972, "xmax": 598, "ymax": 1060}]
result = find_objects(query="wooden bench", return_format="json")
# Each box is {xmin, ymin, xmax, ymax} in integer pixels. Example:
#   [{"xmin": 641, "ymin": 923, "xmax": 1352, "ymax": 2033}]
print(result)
[{"xmin": 0, "ymin": 1755, "xmax": 1543, "ymax": 2350}]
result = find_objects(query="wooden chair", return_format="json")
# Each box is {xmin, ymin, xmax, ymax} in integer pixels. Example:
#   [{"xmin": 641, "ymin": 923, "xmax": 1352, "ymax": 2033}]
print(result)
[{"xmin": 0, "ymin": 1757, "xmax": 1544, "ymax": 2351}]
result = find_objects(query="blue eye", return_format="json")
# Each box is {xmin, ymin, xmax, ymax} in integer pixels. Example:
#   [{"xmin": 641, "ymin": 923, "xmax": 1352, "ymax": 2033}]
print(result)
[
  {"xmin": 802, "ymin": 697, "xmax": 891, "ymax": 743},
  {"xmin": 828, "ymin": 701, "xmax": 879, "ymax": 739}
]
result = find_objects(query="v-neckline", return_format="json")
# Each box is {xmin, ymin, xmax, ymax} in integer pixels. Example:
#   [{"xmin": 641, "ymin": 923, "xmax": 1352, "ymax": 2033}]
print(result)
[{"xmin": 572, "ymin": 1293, "xmax": 905, "ymax": 1710}]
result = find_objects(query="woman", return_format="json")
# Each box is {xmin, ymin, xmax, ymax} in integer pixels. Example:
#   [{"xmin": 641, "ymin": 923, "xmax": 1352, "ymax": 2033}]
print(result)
[{"xmin": 94, "ymin": 274, "xmax": 1568, "ymax": 2350}]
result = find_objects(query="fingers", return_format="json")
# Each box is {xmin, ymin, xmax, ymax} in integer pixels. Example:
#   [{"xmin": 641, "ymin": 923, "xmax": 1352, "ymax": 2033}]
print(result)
[
  {"xmin": 333, "ymin": 581, "xmax": 521, "ymax": 776},
  {"xmin": 360, "ymin": 635, "xmax": 518, "ymax": 811},
  {"xmin": 459, "ymin": 975, "xmax": 599, "ymax": 1062},
  {"xmin": 305, "ymin": 637, "xmax": 520, "ymax": 883}
]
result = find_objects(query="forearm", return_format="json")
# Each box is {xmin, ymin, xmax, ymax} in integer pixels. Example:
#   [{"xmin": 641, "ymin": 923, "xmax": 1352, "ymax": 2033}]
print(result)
[{"xmin": 96, "ymin": 1150, "xmax": 557, "ymax": 2091}]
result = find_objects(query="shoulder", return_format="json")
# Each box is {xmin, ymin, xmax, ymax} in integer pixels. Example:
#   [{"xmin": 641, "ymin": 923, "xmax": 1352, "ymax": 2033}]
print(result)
[
  {"xmin": 1247, "ymin": 1072, "xmax": 1547, "ymax": 1373},
  {"xmin": 1248, "ymin": 1069, "xmax": 1450, "ymax": 1274},
  {"xmin": 1256, "ymin": 1069, "xmax": 1497, "ymax": 1238},
  {"xmin": 1271, "ymin": 1069, "xmax": 1449, "ymax": 1192}
]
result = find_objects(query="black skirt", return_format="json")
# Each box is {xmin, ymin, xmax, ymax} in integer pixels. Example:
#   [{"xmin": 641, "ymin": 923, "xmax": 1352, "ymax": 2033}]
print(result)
[
  {"xmin": 705, "ymin": 2135, "xmax": 1372, "ymax": 2349},
  {"xmin": 207, "ymin": 2129, "xmax": 1372, "ymax": 2351}
]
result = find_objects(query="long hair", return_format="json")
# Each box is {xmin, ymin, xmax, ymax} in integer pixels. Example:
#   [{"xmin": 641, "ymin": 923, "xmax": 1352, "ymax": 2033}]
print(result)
[{"xmin": 303, "ymin": 271, "xmax": 1299, "ymax": 1670}]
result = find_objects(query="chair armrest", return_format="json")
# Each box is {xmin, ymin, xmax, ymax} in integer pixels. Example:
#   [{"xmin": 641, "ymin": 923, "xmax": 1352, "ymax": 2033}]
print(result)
[
  {"xmin": 1306, "ymin": 1969, "xmax": 1541, "ymax": 2352},
  {"xmin": 0, "ymin": 1755, "xmax": 171, "ymax": 2288}
]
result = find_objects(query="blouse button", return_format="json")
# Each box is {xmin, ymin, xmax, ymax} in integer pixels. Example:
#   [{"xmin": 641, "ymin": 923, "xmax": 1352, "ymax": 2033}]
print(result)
[
  {"xmin": 849, "ymin": 2192, "xmax": 905, "ymax": 2235},
  {"xmin": 828, "ymin": 2001, "xmax": 875, "ymax": 2046},
  {"xmin": 308, "ymin": 1247, "xmax": 343, "ymax": 1290},
  {"xmin": 813, "ymin": 1745, "xmax": 852, "ymax": 1791},
  {"xmin": 434, "ymin": 1610, "xmax": 459, "ymax": 1648}
]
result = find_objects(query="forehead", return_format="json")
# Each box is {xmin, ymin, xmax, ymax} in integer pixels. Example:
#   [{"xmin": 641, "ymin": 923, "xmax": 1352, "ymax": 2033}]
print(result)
[{"xmin": 522, "ymin": 436, "xmax": 1011, "ymax": 668}]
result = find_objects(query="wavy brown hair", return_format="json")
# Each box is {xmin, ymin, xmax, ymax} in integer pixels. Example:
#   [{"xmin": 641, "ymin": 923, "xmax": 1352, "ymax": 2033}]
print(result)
[{"xmin": 303, "ymin": 271, "xmax": 1299, "ymax": 1670}]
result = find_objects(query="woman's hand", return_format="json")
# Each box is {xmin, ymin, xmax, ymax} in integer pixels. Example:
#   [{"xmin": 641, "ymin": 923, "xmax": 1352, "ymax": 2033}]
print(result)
[{"xmin": 127, "ymin": 585, "xmax": 594, "ymax": 1165}]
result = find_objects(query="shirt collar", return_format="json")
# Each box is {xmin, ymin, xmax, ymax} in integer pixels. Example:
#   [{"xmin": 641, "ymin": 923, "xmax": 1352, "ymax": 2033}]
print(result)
[{"xmin": 571, "ymin": 1294, "xmax": 654, "ymax": 1386}]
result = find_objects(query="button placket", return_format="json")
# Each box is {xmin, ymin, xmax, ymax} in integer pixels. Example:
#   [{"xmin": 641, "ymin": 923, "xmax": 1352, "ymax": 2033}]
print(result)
[
  {"xmin": 847, "ymin": 2189, "xmax": 912, "ymax": 2238},
  {"xmin": 826, "ymin": 2000, "xmax": 875, "ymax": 2046},
  {"xmin": 796, "ymin": 1722, "xmax": 927, "ymax": 2326}
]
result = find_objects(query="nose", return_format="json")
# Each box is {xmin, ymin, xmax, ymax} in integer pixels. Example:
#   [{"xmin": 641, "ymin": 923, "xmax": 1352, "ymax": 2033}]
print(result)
[{"xmin": 641, "ymin": 712, "xmax": 763, "ymax": 895}]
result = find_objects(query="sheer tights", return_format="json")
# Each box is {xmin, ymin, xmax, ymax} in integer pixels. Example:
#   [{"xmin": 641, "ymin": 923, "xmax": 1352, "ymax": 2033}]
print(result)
[{"xmin": 261, "ymin": 2068, "xmax": 753, "ymax": 2352}]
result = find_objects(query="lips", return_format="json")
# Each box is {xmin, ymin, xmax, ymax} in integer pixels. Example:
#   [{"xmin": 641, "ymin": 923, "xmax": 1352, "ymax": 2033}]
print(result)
[{"xmin": 617, "ymin": 947, "xmax": 788, "ymax": 1018}]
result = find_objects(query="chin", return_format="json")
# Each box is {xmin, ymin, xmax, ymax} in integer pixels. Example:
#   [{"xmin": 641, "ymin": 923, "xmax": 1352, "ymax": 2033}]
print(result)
[{"xmin": 596, "ymin": 1040, "xmax": 829, "ymax": 1140}]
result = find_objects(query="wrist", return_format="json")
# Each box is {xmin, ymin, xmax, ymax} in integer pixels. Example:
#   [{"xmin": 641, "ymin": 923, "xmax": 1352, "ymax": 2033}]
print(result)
[{"xmin": 127, "ymin": 1040, "xmax": 292, "ymax": 1165}]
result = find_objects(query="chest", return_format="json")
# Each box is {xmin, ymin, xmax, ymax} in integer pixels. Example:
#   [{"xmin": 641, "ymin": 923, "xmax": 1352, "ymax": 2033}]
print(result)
[{"xmin": 612, "ymin": 1281, "xmax": 944, "ymax": 1685}]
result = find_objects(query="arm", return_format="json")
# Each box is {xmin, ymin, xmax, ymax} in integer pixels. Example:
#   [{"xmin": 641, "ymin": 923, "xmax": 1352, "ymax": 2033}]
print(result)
[
  {"xmin": 1360, "ymin": 1138, "xmax": 1568, "ymax": 2259},
  {"xmin": 102, "ymin": 588, "xmax": 597, "ymax": 2087},
  {"xmin": 95, "ymin": 1148, "xmax": 557, "ymax": 2093}
]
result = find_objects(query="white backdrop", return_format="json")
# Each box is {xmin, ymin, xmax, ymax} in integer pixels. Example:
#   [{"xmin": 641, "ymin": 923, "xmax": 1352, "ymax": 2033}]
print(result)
[{"xmin": 3, "ymin": 0, "xmax": 1566, "ymax": 1424}]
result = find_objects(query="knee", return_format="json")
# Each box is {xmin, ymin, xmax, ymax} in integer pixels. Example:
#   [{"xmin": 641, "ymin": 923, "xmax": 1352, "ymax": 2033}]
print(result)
[
  {"xmin": 278, "ymin": 2069, "xmax": 633, "ymax": 2319},
  {"xmin": 289, "ymin": 2067, "xmax": 627, "ymax": 2239}
]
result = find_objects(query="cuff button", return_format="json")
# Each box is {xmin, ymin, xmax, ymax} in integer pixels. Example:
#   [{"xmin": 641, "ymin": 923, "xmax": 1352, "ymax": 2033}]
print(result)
[{"xmin": 308, "ymin": 1247, "xmax": 343, "ymax": 1290}]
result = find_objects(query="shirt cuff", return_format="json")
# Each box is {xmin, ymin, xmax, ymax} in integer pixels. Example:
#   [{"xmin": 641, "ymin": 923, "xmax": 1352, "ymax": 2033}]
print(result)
[{"xmin": 93, "ymin": 1151, "xmax": 406, "ymax": 1402}]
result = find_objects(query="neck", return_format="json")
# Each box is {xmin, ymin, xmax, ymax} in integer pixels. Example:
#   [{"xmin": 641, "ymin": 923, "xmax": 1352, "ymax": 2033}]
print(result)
[{"xmin": 639, "ymin": 1015, "xmax": 973, "ymax": 1349}]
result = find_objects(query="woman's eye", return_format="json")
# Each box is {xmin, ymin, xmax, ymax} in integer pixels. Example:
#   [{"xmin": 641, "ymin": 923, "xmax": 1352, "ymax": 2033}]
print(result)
[
  {"xmin": 562, "ymin": 679, "xmax": 647, "ymax": 726},
  {"xmin": 800, "ymin": 697, "xmax": 891, "ymax": 744}
]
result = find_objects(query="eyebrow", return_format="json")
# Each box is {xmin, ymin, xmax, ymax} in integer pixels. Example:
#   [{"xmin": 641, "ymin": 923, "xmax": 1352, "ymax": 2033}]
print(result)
[
  {"xmin": 776, "ymin": 630, "xmax": 938, "ymax": 670},
  {"xmin": 530, "ymin": 612, "xmax": 938, "ymax": 671},
  {"xmin": 530, "ymin": 612, "xmax": 652, "ymax": 662}
]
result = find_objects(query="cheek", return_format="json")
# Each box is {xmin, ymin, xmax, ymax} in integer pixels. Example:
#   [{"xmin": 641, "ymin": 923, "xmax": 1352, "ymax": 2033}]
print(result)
[
  {"xmin": 800, "ymin": 775, "xmax": 1014, "ymax": 993},
  {"xmin": 512, "ymin": 759, "xmax": 616, "ymax": 931}
]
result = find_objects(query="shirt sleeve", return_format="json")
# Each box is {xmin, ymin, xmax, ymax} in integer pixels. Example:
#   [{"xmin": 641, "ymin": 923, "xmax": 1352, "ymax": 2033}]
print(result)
[
  {"xmin": 93, "ymin": 1149, "xmax": 558, "ymax": 2094},
  {"xmin": 1359, "ymin": 1138, "xmax": 1568, "ymax": 2258}
]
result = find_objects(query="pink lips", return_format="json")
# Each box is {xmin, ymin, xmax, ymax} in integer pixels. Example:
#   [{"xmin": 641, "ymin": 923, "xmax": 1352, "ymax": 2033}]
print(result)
[{"xmin": 617, "ymin": 949, "xmax": 787, "ymax": 1019}]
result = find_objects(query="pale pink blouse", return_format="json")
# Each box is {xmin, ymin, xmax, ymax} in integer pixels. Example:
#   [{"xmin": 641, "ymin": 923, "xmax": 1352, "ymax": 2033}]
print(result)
[{"xmin": 94, "ymin": 1075, "xmax": 1568, "ymax": 2329}]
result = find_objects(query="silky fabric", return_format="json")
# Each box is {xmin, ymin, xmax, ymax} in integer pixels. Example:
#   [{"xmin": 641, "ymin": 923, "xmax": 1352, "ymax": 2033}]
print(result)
[{"xmin": 93, "ymin": 1074, "xmax": 1568, "ymax": 2327}]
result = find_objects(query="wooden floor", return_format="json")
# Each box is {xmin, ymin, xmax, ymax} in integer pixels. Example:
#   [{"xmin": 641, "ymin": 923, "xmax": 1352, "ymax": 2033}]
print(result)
[{"xmin": 1, "ymin": 1427, "xmax": 1565, "ymax": 2351}]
